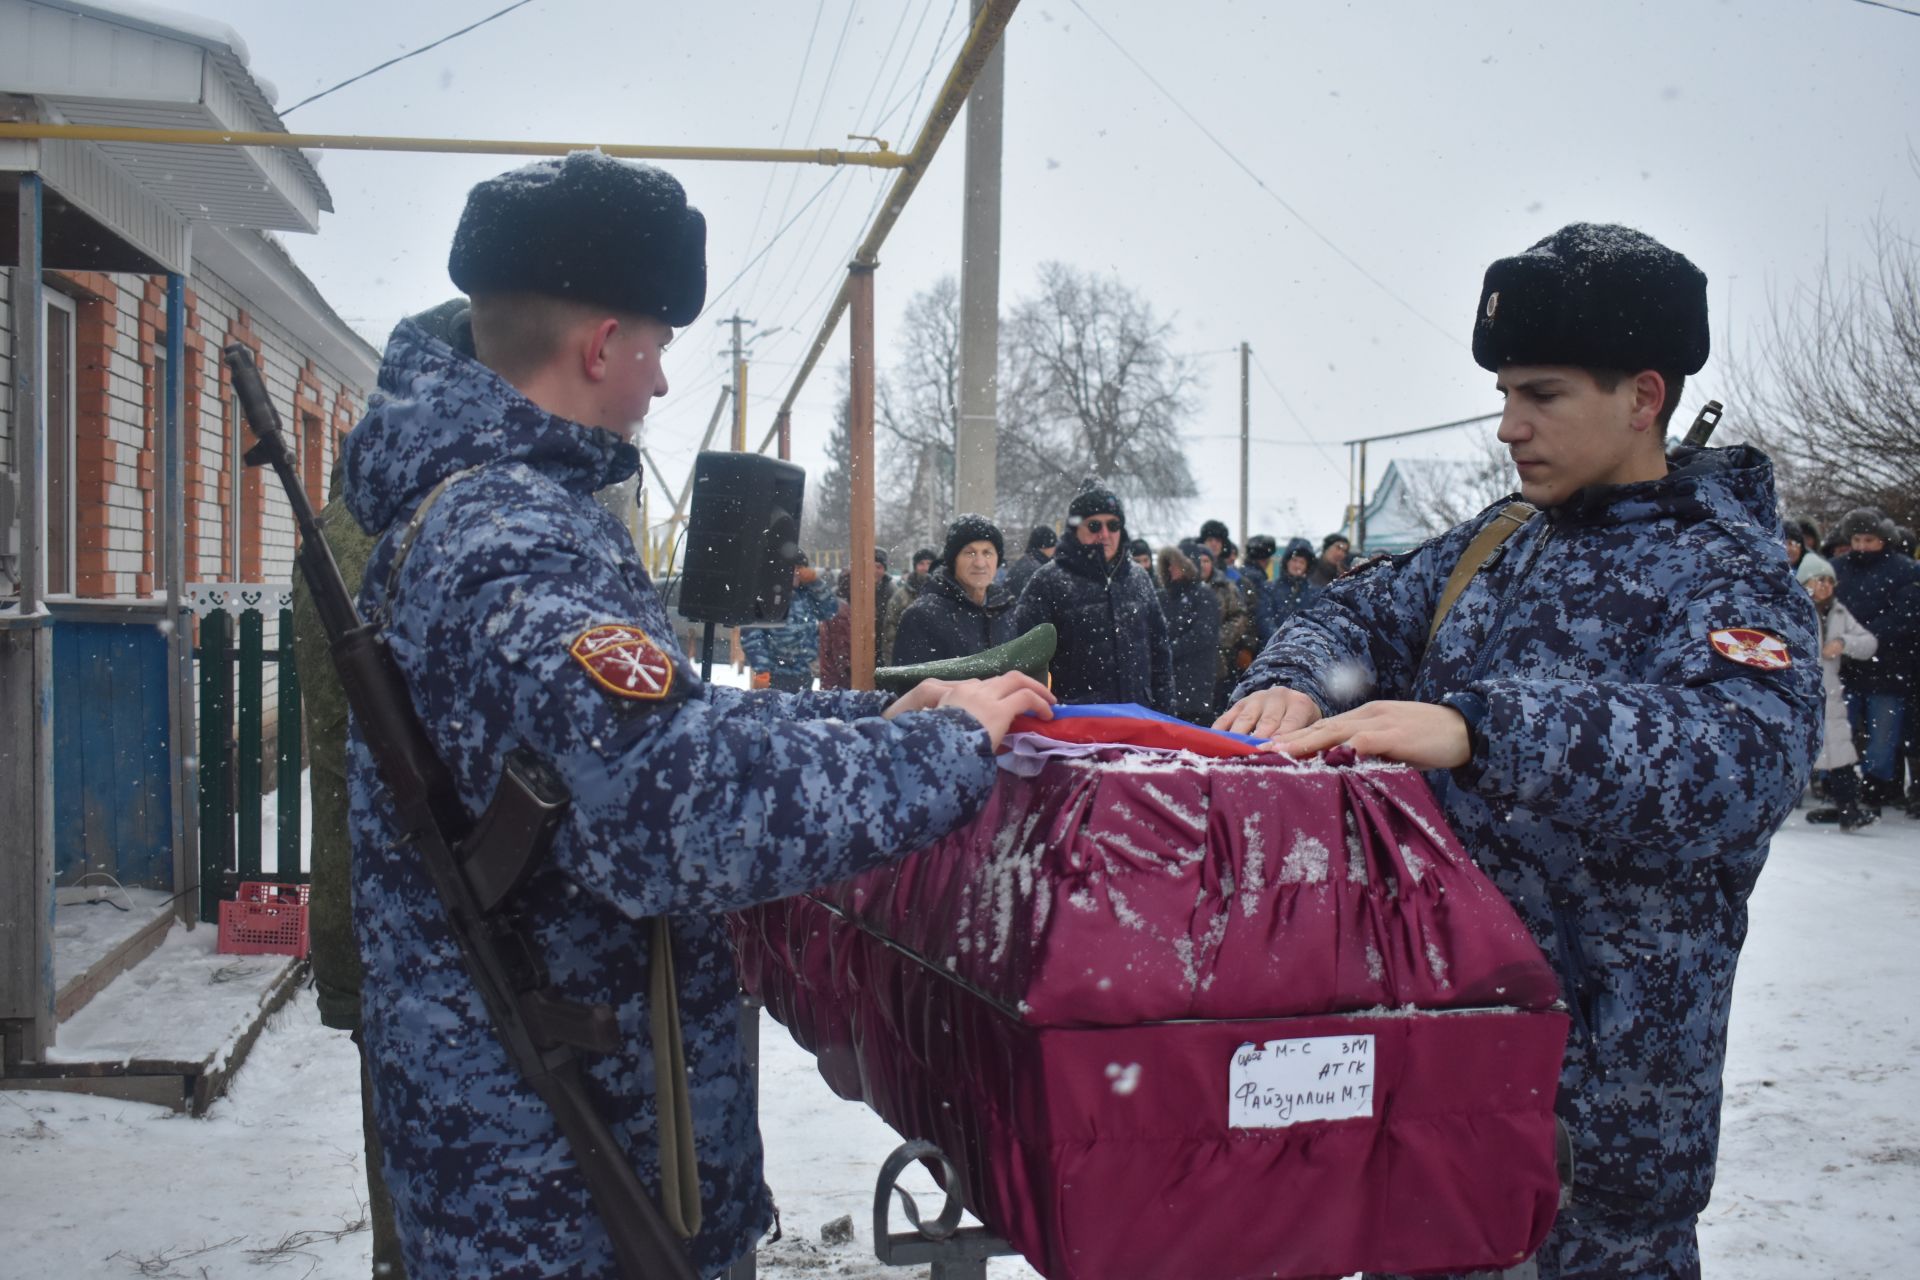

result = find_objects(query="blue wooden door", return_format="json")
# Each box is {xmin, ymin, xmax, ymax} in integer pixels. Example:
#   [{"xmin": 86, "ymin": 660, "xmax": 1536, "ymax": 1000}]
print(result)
[{"xmin": 51, "ymin": 618, "xmax": 173, "ymax": 886}]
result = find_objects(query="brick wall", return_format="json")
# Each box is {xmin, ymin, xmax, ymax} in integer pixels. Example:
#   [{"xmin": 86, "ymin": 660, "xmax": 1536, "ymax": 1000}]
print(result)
[{"xmin": 2, "ymin": 258, "xmax": 372, "ymax": 781}]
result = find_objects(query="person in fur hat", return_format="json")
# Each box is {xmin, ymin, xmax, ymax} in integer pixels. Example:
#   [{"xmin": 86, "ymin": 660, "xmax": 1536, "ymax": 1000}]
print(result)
[{"xmin": 1229, "ymin": 222, "xmax": 1821, "ymax": 1278}]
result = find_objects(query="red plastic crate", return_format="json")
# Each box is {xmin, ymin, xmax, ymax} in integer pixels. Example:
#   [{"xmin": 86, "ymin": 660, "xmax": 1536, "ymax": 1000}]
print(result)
[{"xmin": 218, "ymin": 881, "xmax": 310, "ymax": 958}]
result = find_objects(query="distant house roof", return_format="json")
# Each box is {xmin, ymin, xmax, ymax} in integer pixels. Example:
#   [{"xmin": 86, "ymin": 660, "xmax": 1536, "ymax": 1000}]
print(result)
[{"xmin": 1360, "ymin": 458, "xmax": 1489, "ymax": 554}]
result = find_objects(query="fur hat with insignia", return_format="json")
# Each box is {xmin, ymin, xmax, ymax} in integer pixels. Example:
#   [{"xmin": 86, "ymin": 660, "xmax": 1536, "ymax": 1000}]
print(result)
[
  {"xmin": 941, "ymin": 513, "xmax": 1004, "ymax": 574},
  {"xmin": 450, "ymin": 151, "xmax": 708, "ymax": 325},
  {"xmin": 1472, "ymin": 223, "xmax": 1710, "ymax": 376}
]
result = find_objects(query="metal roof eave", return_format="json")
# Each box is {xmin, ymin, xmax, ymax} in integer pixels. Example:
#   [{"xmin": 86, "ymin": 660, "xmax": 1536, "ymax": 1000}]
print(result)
[{"xmin": 1, "ymin": 0, "xmax": 332, "ymax": 233}]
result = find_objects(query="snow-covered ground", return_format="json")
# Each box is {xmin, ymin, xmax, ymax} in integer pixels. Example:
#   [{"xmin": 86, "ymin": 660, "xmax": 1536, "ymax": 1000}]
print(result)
[{"xmin": 3, "ymin": 814, "xmax": 1915, "ymax": 1278}]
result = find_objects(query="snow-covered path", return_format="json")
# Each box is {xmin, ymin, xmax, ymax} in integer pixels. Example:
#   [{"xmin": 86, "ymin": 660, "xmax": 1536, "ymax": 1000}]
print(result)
[{"xmin": 3, "ymin": 817, "xmax": 1915, "ymax": 1278}]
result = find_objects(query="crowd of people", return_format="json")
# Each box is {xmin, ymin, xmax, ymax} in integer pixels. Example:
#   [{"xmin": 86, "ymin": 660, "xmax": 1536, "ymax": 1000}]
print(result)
[
  {"xmin": 1785, "ymin": 506, "xmax": 1920, "ymax": 829},
  {"xmin": 745, "ymin": 484, "xmax": 1366, "ymax": 727},
  {"xmin": 750, "ymin": 493, "xmax": 1920, "ymax": 839}
]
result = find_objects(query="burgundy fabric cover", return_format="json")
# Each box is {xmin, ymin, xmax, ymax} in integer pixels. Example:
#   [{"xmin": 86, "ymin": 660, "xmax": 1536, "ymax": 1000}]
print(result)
[{"xmin": 733, "ymin": 749, "xmax": 1568, "ymax": 1280}]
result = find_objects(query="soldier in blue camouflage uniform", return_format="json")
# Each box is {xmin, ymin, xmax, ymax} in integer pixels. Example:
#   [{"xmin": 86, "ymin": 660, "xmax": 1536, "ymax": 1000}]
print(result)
[
  {"xmin": 1221, "ymin": 224, "xmax": 1822, "ymax": 1279},
  {"xmin": 739, "ymin": 555, "xmax": 835, "ymax": 691},
  {"xmin": 339, "ymin": 152, "xmax": 1051, "ymax": 1280}
]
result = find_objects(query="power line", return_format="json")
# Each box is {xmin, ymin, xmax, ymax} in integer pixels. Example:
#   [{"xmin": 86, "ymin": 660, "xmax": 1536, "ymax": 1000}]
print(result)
[
  {"xmin": 700, "ymin": 169, "xmax": 848, "ymax": 321},
  {"xmin": 1064, "ymin": 0, "xmax": 1464, "ymax": 351},
  {"xmin": 736, "ymin": 0, "xmax": 832, "ymax": 266},
  {"xmin": 279, "ymin": 1, "xmax": 539, "ymax": 116},
  {"xmin": 1249, "ymin": 351, "xmax": 1343, "ymax": 474},
  {"xmin": 1849, "ymin": 0, "xmax": 1920, "ymax": 16}
]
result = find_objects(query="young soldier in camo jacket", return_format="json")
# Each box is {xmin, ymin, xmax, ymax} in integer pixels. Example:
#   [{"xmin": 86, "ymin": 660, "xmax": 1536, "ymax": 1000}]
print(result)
[
  {"xmin": 338, "ymin": 152, "xmax": 1051, "ymax": 1280},
  {"xmin": 1221, "ymin": 223, "xmax": 1822, "ymax": 1279}
]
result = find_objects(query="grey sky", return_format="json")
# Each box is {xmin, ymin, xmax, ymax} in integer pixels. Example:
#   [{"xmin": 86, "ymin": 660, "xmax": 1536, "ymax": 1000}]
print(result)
[{"xmin": 183, "ymin": 0, "xmax": 1918, "ymax": 545}]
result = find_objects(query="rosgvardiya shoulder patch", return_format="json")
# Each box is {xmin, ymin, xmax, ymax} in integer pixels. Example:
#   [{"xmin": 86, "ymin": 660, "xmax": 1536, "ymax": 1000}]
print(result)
[
  {"xmin": 570, "ymin": 623, "xmax": 676, "ymax": 701},
  {"xmin": 1708, "ymin": 627, "xmax": 1792, "ymax": 672}
]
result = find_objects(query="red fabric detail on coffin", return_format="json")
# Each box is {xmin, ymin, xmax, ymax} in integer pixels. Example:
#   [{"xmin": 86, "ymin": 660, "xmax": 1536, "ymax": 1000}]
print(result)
[
  {"xmin": 1006, "ymin": 709, "xmax": 1267, "ymax": 757},
  {"xmin": 732, "ymin": 751, "xmax": 1568, "ymax": 1280}
]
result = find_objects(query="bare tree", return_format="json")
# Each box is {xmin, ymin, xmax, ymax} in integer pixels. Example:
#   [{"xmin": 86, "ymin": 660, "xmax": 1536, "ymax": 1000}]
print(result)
[
  {"xmin": 1004, "ymin": 262, "xmax": 1201, "ymax": 529},
  {"xmin": 801, "ymin": 363, "xmax": 853, "ymax": 559},
  {"xmin": 876, "ymin": 277, "xmax": 963, "ymax": 547},
  {"xmin": 1392, "ymin": 433, "xmax": 1518, "ymax": 537},
  {"xmin": 1726, "ymin": 219, "xmax": 1920, "ymax": 530}
]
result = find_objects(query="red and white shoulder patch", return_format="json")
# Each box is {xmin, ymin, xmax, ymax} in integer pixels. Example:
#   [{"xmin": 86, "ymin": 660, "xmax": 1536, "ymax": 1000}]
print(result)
[
  {"xmin": 1708, "ymin": 627, "xmax": 1792, "ymax": 672},
  {"xmin": 570, "ymin": 623, "xmax": 676, "ymax": 701}
]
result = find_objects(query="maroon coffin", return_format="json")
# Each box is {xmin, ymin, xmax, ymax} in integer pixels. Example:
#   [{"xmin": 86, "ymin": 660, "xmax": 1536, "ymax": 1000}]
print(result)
[{"xmin": 732, "ymin": 749, "xmax": 1569, "ymax": 1280}]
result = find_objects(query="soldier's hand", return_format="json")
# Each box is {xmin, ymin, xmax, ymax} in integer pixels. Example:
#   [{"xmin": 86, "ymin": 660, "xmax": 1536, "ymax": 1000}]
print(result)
[
  {"xmin": 1214, "ymin": 687, "xmax": 1321, "ymax": 739},
  {"xmin": 882, "ymin": 678, "xmax": 959, "ymax": 717},
  {"xmin": 906, "ymin": 672, "xmax": 1055, "ymax": 750},
  {"xmin": 1269, "ymin": 699, "xmax": 1471, "ymax": 770}
]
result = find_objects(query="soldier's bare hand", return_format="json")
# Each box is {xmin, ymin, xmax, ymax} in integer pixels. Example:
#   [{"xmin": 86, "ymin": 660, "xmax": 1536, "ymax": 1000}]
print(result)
[
  {"xmin": 931, "ymin": 672, "xmax": 1055, "ymax": 750},
  {"xmin": 1270, "ymin": 700, "xmax": 1471, "ymax": 770},
  {"xmin": 882, "ymin": 678, "xmax": 958, "ymax": 718},
  {"xmin": 1214, "ymin": 687, "xmax": 1322, "ymax": 739}
]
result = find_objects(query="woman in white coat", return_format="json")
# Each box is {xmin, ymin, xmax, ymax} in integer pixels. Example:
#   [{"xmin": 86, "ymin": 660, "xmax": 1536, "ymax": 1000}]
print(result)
[{"xmin": 1799, "ymin": 551, "xmax": 1879, "ymax": 829}]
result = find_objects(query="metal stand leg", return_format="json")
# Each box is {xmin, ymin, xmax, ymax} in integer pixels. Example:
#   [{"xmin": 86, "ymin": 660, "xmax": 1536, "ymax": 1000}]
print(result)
[{"xmin": 871, "ymin": 1141, "xmax": 1016, "ymax": 1279}]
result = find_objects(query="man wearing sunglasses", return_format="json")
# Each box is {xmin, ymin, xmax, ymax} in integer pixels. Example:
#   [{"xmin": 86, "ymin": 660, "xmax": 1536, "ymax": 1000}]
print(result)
[{"xmin": 1012, "ymin": 482, "xmax": 1173, "ymax": 711}]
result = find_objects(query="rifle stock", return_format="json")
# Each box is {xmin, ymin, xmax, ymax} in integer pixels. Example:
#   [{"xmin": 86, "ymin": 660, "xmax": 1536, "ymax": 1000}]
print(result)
[{"xmin": 221, "ymin": 344, "xmax": 696, "ymax": 1280}]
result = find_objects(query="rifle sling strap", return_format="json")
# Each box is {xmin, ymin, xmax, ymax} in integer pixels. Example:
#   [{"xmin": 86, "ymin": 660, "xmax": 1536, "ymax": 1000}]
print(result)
[
  {"xmin": 651, "ymin": 917, "xmax": 703, "ymax": 1238},
  {"xmin": 1427, "ymin": 502, "xmax": 1538, "ymax": 643}
]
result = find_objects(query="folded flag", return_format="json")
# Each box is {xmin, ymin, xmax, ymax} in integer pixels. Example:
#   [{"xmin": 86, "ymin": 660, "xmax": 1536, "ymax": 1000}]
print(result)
[{"xmin": 1008, "ymin": 703, "xmax": 1267, "ymax": 758}]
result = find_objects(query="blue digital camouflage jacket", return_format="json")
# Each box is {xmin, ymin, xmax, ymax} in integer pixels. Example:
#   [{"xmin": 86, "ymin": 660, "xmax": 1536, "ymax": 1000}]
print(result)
[
  {"xmin": 739, "ymin": 575, "xmax": 835, "ymax": 680},
  {"xmin": 339, "ymin": 314, "xmax": 998, "ymax": 1279},
  {"xmin": 1235, "ymin": 445, "xmax": 1822, "ymax": 1226}
]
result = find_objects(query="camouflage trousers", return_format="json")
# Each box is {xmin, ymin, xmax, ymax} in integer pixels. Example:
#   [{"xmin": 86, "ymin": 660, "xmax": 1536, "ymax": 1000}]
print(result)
[{"xmin": 1365, "ymin": 1203, "xmax": 1698, "ymax": 1280}]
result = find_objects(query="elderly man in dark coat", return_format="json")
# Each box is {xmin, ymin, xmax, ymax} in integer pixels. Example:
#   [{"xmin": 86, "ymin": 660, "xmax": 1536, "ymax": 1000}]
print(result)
[
  {"xmin": 893, "ymin": 515, "xmax": 1018, "ymax": 666},
  {"xmin": 1012, "ymin": 482, "xmax": 1173, "ymax": 710}
]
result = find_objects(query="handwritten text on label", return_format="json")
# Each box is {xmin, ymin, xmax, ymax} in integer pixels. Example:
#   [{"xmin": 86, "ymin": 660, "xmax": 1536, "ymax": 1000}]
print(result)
[{"xmin": 1228, "ymin": 1035, "xmax": 1376, "ymax": 1129}]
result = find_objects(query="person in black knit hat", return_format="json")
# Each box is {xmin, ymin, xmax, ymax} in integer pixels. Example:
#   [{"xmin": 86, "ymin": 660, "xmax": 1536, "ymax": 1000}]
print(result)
[
  {"xmin": 892, "ymin": 514, "xmax": 1016, "ymax": 666},
  {"xmin": 1012, "ymin": 481, "xmax": 1172, "ymax": 709},
  {"xmin": 880, "ymin": 546, "xmax": 941, "ymax": 665},
  {"xmin": 1004, "ymin": 524, "xmax": 1058, "ymax": 600}
]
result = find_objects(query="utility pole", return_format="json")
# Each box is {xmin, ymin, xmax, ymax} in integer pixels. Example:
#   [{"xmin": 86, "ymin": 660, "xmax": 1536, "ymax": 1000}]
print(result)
[
  {"xmin": 1239, "ymin": 341, "xmax": 1251, "ymax": 545},
  {"xmin": 954, "ymin": 0, "xmax": 1005, "ymax": 521},
  {"xmin": 718, "ymin": 313, "xmax": 756, "ymax": 451}
]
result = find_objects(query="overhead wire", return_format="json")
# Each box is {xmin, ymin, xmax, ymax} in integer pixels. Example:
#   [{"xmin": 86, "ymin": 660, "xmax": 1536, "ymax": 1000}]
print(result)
[
  {"xmin": 764, "ymin": 2, "xmax": 966, "ymax": 372},
  {"xmin": 735, "ymin": 0, "xmax": 832, "ymax": 264},
  {"xmin": 1250, "ymin": 351, "xmax": 1344, "ymax": 475},
  {"xmin": 739, "ymin": 0, "xmax": 965, "ymax": 403},
  {"xmin": 1063, "ymin": 0, "xmax": 1464, "ymax": 352},
  {"xmin": 736, "ymin": 0, "xmax": 865, "ymax": 317},
  {"xmin": 279, "ymin": 1, "xmax": 540, "ymax": 116}
]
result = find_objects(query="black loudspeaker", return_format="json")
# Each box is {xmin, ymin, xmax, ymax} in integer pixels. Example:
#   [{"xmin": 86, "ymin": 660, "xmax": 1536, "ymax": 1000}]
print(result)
[{"xmin": 678, "ymin": 452, "xmax": 806, "ymax": 626}]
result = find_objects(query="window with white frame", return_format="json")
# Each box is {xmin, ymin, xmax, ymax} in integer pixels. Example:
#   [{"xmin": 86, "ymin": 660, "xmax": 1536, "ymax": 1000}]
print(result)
[{"xmin": 43, "ymin": 290, "xmax": 77, "ymax": 596}]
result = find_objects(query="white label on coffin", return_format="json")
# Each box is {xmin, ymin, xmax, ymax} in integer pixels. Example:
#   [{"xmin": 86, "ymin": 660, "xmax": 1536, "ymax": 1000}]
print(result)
[{"xmin": 1228, "ymin": 1035, "xmax": 1376, "ymax": 1129}]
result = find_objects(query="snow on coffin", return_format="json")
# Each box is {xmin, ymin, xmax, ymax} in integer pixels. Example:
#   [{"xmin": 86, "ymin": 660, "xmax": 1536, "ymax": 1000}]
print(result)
[{"xmin": 731, "ymin": 747, "xmax": 1569, "ymax": 1280}]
